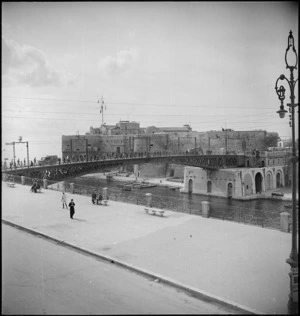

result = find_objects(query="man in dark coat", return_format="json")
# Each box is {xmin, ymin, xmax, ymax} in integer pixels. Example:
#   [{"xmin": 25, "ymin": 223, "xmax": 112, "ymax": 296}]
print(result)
[
  {"xmin": 68, "ymin": 199, "xmax": 75, "ymax": 219},
  {"xmin": 91, "ymin": 193, "xmax": 96, "ymax": 204}
]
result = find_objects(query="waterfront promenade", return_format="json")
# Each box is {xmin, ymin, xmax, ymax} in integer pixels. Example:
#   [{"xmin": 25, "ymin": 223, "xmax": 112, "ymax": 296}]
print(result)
[{"xmin": 2, "ymin": 183, "xmax": 293, "ymax": 314}]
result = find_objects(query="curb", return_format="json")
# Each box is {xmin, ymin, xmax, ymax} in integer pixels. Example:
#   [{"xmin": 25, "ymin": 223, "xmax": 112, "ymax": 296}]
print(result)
[{"xmin": 2, "ymin": 219, "xmax": 263, "ymax": 315}]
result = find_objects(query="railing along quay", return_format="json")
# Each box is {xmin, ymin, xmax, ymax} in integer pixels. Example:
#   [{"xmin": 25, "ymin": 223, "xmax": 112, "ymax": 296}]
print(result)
[{"xmin": 4, "ymin": 174, "xmax": 298, "ymax": 233}]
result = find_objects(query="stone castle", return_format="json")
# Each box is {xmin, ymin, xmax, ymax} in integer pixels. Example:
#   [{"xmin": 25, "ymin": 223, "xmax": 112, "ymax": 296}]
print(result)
[
  {"xmin": 61, "ymin": 121, "xmax": 294, "ymax": 199},
  {"xmin": 62, "ymin": 120, "xmax": 277, "ymax": 161}
]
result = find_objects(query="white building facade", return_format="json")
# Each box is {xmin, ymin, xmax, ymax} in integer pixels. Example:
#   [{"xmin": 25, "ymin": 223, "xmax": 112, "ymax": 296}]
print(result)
[{"xmin": 181, "ymin": 165, "xmax": 286, "ymax": 199}]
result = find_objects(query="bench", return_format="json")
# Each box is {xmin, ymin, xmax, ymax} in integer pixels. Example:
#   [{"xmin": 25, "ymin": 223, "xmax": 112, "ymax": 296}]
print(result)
[
  {"xmin": 272, "ymin": 192, "xmax": 284, "ymax": 197},
  {"xmin": 6, "ymin": 182, "xmax": 15, "ymax": 188},
  {"xmin": 144, "ymin": 207, "xmax": 165, "ymax": 217}
]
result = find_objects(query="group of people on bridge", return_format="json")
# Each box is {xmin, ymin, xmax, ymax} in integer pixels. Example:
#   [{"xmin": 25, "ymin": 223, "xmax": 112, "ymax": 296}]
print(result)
[{"xmin": 3, "ymin": 157, "xmax": 38, "ymax": 170}]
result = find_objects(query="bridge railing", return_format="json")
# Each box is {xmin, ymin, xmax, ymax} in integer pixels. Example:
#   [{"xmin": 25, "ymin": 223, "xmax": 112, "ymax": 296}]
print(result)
[{"xmin": 2, "ymin": 151, "xmax": 245, "ymax": 172}]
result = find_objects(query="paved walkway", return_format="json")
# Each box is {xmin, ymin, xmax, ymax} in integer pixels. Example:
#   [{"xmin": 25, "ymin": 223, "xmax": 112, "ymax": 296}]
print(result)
[{"xmin": 2, "ymin": 182, "xmax": 294, "ymax": 314}]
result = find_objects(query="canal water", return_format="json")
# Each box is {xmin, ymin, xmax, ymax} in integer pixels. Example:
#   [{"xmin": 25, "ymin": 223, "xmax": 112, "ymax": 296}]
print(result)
[{"xmin": 66, "ymin": 174, "xmax": 294, "ymax": 231}]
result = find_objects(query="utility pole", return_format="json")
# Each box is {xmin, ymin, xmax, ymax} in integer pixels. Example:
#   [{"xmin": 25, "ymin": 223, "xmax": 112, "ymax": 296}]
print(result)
[
  {"xmin": 6, "ymin": 137, "xmax": 30, "ymax": 168},
  {"xmin": 5, "ymin": 141, "xmax": 16, "ymax": 167}
]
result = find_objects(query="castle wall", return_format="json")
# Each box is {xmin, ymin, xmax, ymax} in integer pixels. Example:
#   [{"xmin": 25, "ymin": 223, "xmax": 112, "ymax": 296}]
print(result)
[{"xmin": 62, "ymin": 129, "xmax": 279, "ymax": 164}]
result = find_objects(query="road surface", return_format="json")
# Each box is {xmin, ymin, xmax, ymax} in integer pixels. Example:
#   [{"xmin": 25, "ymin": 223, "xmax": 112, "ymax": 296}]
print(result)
[{"xmin": 2, "ymin": 224, "xmax": 238, "ymax": 315}]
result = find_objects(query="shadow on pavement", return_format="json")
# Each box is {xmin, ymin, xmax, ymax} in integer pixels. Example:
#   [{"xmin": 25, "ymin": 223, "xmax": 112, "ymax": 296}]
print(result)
[{"xmin": 72, "ymin": 218, "xmax": 87, "ymax": 222}]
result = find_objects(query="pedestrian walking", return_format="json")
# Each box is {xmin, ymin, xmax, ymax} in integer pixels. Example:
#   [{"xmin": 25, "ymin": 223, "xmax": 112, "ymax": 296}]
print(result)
[
  {"xmin": 34, "ymin": 157, "xmax": 36, "ymax": 165},
  {"xmin": 30, "ymin": 181, "xmax": 37, "ymax": 193},
  {"xmin": 91, "ymin": 192, "xmax": 97, "ymax": 204},
  {"xmin": 61, "ymin": 192, "xmax": 68, "ymax": 209},
  {"xmin": 96, "ymin": 193, "xmax": 103, "ymax": 205},
  {"xmin": 68, "ymin": 199, "xmax": 75, "ymax": 219}
]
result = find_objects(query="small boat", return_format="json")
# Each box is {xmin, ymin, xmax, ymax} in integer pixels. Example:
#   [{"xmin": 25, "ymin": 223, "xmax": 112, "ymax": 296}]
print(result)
[
  {"xmin": 271, "ymin": 192, "xmax": 284, "ymax": 197},
  {"xmin": 139, "ymin": 184, "xmax": 157, "ymax": 189},
  {"xmin": 123, "ymin": 185, "xmax": 132, "ymax": 191},
  {"xmin": 284, "ymin": 204, "xmax": 299, "ymax": 209}
]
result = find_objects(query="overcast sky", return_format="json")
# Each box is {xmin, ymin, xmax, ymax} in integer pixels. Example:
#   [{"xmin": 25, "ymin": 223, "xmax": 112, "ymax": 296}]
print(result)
[{"xmin": 2, "ymin": 2, "xmax": 299, "ymax": 161}]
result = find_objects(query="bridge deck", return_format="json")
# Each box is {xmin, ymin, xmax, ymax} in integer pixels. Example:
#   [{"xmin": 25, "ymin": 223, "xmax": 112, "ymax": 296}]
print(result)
[{"xmin": 2, "ymin": 153, "xmax": 248, "ymax": 181}]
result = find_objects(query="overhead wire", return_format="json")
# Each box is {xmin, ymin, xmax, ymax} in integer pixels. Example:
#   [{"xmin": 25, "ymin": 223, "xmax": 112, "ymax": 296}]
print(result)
[{"xmin": 3, "ymin": 95, "xmax": 276, "ymax": 110}]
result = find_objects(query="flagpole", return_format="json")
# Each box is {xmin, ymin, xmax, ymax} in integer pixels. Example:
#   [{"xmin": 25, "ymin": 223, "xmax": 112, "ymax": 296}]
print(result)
[{"xmin": 102, "ymin": 97, "xmax": 104, "ymax": 125}]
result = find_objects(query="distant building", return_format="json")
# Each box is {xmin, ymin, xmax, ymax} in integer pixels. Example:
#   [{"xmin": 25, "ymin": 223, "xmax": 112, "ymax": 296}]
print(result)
[{"xmin": 61, "ymin": 121, "xmax": 278, "ymax": 163}]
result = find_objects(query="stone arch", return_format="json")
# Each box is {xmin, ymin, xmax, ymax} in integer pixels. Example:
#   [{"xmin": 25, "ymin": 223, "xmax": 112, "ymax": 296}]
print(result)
[
  {"xmin": 244, "ymin": 173, "xmax": 253, "ymax": 196},
  {"xmin": 255, "ymin": 172, "xmax": 263, "ymax": 193},
  {"xmin": 276, "ymin": 170, "xmax": 283, "ymax": 188},
  {"xmin": 266, "ymin": 172, "xmax": 273, "ymax": 190},
  {"xmin": 188, "ymin": 179, "xmax": 193, "ymax": 194},
  {"xmin": 207, "ymin": 181, "xmax": 212, "ymax": 193}
]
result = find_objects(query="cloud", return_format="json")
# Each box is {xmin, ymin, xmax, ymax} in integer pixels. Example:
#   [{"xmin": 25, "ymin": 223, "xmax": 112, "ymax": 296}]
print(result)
[
  {"xmin": 2, "ymin": 37, "xmax": 77, "ymax": 87},
  {"xmin": 98, "ymin": 48, "xmax": 139, "ymax": 75}
]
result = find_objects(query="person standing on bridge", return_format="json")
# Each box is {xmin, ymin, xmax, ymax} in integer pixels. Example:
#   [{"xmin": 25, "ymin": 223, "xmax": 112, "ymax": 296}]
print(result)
[
  {"xmin": 68, "ymin": 199, "xmax": 75, "ymax": 219},
  {"xmin": 61, "ymin": 192, "xmax": 68, "ymax": 209}
]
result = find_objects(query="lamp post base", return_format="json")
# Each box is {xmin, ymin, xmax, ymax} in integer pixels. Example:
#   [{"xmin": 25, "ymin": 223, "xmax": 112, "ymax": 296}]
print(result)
[
  {"xmin": 287, "ymin": 297, "xmax": 298, "ymax": 315},
  {"xmin": 286, "ymin": 257, "xmax": 298, "ymax": 315}
]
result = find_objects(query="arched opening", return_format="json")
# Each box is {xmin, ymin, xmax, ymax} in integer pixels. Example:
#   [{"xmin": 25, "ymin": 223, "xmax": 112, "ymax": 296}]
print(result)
[
  {"xmin": 261, "ymin": 161, "xmax": 265, "ymax": 167},
  {"xmin": 227, "ymin": 183, "xmax": 233, "ymax": 198},
  {"xmin": 188, "ymin": 179, "xmax": 193, "ymax": 194},
  {"xmin": 266, "ymin": 173, "xmax": 273, "ymax": 190},
  {"xmin": 247, "ymin": 160, "xmax": 250, "ymax": 167},
  {"xmin": 169, "ymin": 169, "xmax": 175, "ymax": 177},
  {"xmin": 255, "ymin": 172, "xmax": 263, "ymax": 193},
  {"xmin": 276, "ymin": 172, "xmax": 282, "ymax": 188},
  {"xmin": 116, "ymin": 147, "xmax": 120, "ymax": 154},
  {"xmin": 207, "ymin": 181, "xmax": 212, "ymax": 193}
]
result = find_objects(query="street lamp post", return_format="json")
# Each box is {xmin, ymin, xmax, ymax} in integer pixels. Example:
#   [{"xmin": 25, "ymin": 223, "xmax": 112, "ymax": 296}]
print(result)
[{"xmin": 275, "ymin": 30, "xmax": 298, "ymax": 315}]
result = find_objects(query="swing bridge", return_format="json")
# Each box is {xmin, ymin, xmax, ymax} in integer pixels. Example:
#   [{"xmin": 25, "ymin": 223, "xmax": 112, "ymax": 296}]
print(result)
[{"xmin": 2, "ymin": 152, "xmax": 256, "ymax": 182}]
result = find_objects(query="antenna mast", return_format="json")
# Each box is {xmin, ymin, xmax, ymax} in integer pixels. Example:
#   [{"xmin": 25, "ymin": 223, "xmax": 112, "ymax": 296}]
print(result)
[{"xmin": 99, "ymin": 96, "xmax": 106, "ymax": 125}]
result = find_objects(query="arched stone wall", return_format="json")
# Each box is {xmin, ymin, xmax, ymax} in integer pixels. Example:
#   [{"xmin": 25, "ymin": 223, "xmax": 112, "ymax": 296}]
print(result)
[
  {"xmin": 255, "ymin": 172, "xmax": 264, "ymax": 193},
  {"xmin": 243, "ymin": 173, "xmax": 253, "ymax": 196},
  {"xmin": 276, "ymin": 170, "xmax": 283, "ymax": 187},
  {"xmin": 266, "ymin": 171, "xmax": 273, "ymax": 190},
  {"xmin": 207, "ymin": 181, "xmax": 212, "ymax": 193}
]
